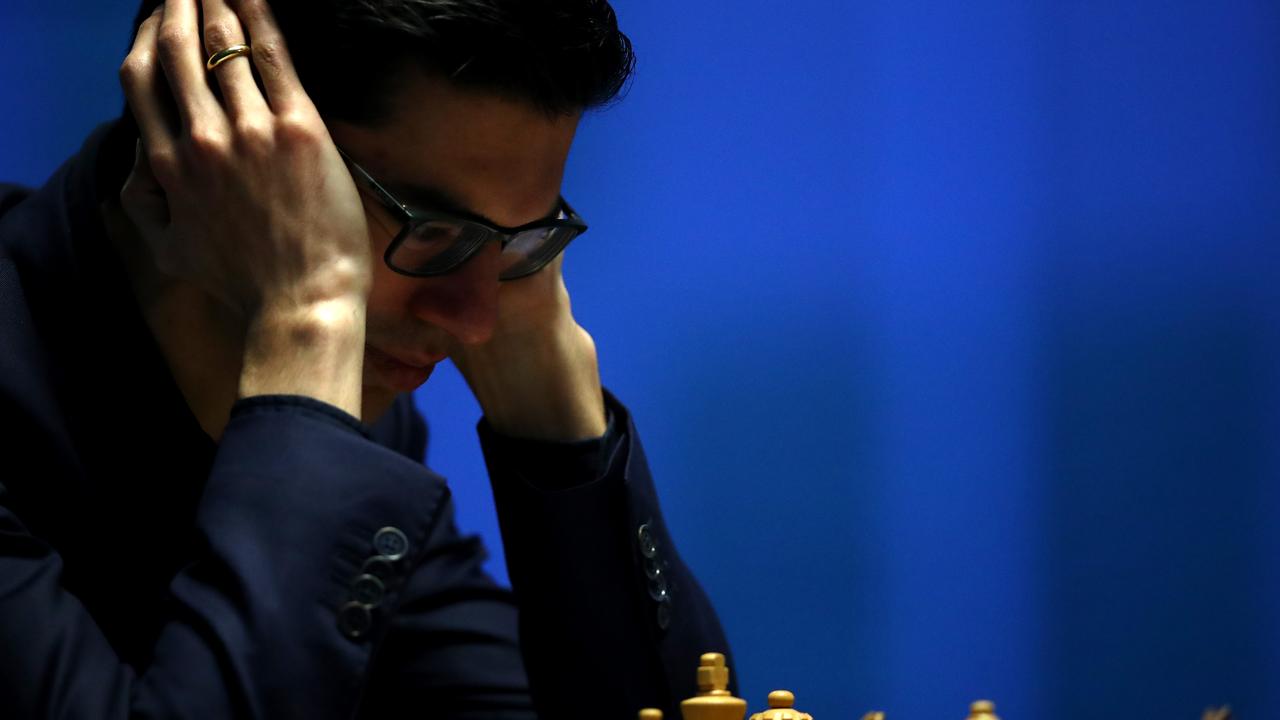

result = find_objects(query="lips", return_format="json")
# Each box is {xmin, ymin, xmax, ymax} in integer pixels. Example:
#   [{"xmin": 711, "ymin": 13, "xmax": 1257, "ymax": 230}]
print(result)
[
  {"xmin": 365, "ymin": 345, "xmax": 446, "ymax": 391},
  {"xmin": 367, "ymin": 345, "xmax": 447, "ymax": 369}
]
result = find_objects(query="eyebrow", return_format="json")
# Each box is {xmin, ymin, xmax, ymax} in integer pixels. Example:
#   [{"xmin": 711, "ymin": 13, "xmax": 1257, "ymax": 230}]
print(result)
[
  {"xmin": 388, "ymin": 180, "xmax": 565, "ymax": 229},
  {"xmin": 386, "ymin": 182, "xmax": 495, "ymax": 225}
]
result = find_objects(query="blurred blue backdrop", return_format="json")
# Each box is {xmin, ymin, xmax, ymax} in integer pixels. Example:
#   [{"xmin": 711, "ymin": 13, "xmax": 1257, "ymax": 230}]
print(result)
[{"xmin": 3, "ymin": 1, "xmax": 1277, "ymax": 717}]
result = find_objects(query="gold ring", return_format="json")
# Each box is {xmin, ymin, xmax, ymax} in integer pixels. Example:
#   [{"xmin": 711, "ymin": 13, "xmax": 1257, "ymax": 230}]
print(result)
[{"xmin": 205, "ymin": 44, "xmax": 252, "ymax": 71}]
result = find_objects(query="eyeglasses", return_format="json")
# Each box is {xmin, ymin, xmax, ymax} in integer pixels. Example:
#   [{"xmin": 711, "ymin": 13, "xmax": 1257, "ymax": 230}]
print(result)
[{"xmin": 338, "ymin": 148, "xmax": 588, "ymax": 281}]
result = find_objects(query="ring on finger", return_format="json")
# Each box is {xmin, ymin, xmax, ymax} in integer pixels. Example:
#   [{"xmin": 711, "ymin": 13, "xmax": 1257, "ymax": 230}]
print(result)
[{"xmin": 205, "ymin": 44, "xmax": 252, "ymax": 71}]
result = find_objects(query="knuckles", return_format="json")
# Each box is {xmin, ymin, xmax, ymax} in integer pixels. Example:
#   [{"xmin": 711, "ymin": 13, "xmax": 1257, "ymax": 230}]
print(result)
[
  {"xmin": 117, "ymin": 0, "xmax": 330, "ymax": 200},
  {"xmin": 186, "ymin": 125, "xmax": 231, "ymax": 162},
  {"xmin": 202, "ymin": 20, "xmax": 241, "ymax": 53},
  {"xmin": 232, "ymin": 118, "xmax": 274, "ymax": 150},
  {"xmin": 235, "ymin": 0, "xmax": 268, "ymax": 29},
  {"xmin": 273, "ymin": 111, "xmax": 322, "ymax": 146},
  {"xmin": 250, "ymin": 40, "xmax": 285, "ymax": 78},
  {"xmin": 231, "ymin": 114, "xmax": 325, "ymax": 157},
  {"xmin": 182, "ymin": 114, "xmax": 326, "ymax": 174},
  {"xmin": 118, "ymin": 53, "xmax": 153, "ymax": 90},
  {"xmin": 155, "ymin": 26, "xmax": 197, "ymax": 66},
  {"xmin": 120, "ymin": 8, "xmax": 161, "ymax": 84}
]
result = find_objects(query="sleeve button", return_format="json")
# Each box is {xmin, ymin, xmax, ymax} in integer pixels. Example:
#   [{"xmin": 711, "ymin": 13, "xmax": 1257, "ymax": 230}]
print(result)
[
  {"xmin": 361, "ymin": 555, "xmax": 397, "ymax": 581},
  {"xmin": 648, "ymin": 575, "xmax": 671, "ymax": 602},
  {"xmin": 337, "ymin": 601, "xmax": 374, "ymax": 640},
  {"xmin": 373, "ymin": 526, "xmax": 410, "ymax": 561},
  {"xmin": 637, "ymin": 523, "xmax": 658, "ymax": 559},
  {"xmin": 351, "ymin": 573, "xmax": 386, "ymax": 606}
]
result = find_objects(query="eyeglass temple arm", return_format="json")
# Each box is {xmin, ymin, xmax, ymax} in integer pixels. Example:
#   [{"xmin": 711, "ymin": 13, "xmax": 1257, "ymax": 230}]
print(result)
[{"xmin": 335, "ymin": 147, "xmax": 412, "ymax": 222}]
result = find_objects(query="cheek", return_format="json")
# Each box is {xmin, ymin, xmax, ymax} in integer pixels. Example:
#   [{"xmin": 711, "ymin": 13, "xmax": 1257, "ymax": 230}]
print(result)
[
  {"xmin": 364, "ymin": 209, "xmax": 405, "ymax": 306},
  {"xmin": 364, "ymin": 201, "xmax": 397, "ymax": 256},
  {"xmin": 366, "ymin": 259, "xmax": 418, "ymax": 318}
]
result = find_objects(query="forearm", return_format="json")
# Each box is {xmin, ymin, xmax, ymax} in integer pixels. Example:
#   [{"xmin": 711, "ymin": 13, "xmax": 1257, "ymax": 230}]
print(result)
[
  {"xmin": 480, "ymin": 392, "xmax": 736, "ymax": 717},
  {"xmin": 239, "ymin": 299, "xmax": 367, "ymax": 419},
  {"xmin": 0, "ymin": 397, "xmax": 447, "ymax": 719},
  {"xmin": 462, "ymin": 318, "xmax": 607, "ymax": 442}
]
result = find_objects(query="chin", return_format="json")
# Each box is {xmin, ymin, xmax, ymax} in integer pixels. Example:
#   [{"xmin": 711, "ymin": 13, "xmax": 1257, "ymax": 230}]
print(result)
[{"xmin": 360, "ymin": 386, "xmax": 400, "ymax": 424}]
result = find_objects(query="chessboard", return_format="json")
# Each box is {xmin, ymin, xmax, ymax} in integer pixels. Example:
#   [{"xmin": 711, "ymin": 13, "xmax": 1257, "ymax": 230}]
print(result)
[{"xmin": 641, "ymin": 653, "xmax": 1235, "ymax": 720}]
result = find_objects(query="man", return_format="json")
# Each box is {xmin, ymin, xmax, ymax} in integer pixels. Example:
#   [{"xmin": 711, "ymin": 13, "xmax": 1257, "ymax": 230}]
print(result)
[{"xmin": 0, "ymin": 0, "xmax": 733, "ymax": 717}]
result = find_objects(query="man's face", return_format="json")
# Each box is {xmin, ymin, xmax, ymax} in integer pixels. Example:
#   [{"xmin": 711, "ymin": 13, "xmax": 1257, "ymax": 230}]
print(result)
[{"xmin": 328, "ymin": 67, "xmax": 580, "ymax": 418}]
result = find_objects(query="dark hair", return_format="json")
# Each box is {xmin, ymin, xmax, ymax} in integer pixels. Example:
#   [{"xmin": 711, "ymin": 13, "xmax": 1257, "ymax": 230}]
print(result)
[{"xmin": 128, "ymin": 0, "xmax": 635, "ymax": 123}]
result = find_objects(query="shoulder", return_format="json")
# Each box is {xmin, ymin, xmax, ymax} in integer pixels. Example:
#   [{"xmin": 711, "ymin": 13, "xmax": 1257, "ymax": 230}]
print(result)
[
  {"xmin": 0, "ymin": 183, "xmax": 33, "ymax": 217},
  {"xmin": 0, "ymin": 179, "xmax": 82, "ymax": 472},
  {"xmin": 0, "ymin": 182, "xmax": 54, "ymax": 387},
  {"xmin": 0, "ymin": 252, "xmax": 50, "ymax": 385},
  {"xmin": 0, "ymin": 253, "xmax": 82, "ymax": 514},
  {"xmin": 0, "ymin": 252, "xmax": 64, "ymax": 420}
]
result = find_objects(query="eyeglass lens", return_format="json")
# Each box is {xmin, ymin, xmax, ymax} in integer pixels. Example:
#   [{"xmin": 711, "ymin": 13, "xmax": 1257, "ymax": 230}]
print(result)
[
  {"xmin": 499, "ymin": 226, "xmax": 579, "ymax": 279},
  {"xmin": 391, "ymin": 220, "xmax": 580, "ymax": 280}
]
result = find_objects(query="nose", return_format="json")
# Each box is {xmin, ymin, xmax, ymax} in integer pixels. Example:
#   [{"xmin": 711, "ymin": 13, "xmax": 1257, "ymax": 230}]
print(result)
[{"xmin": 406, "ymin": 242, "xmax": 502, "ymax": 345}]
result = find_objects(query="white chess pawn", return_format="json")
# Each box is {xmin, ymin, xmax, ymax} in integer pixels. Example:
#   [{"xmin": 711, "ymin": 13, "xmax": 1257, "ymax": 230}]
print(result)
[
  {"xmin": 680, "ymin": 653, "xmax": 748, "ymax": 720},
  {"xmin": 966, "ymin": 700, "xmax": 1000, "ymax": 720},
  {"xmin": 748, "ymin": 690, "xmax": 813, "ymax": 720}
]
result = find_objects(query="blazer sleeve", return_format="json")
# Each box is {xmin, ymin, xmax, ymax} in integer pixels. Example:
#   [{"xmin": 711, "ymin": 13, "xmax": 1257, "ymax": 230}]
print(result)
[
  {"xmin": 0, "ymin": 391, "xmax": 456, "ymax": 719},
  {"xmin": 477, "ymin": 389, "xmax": 736, "ymax": 719}
]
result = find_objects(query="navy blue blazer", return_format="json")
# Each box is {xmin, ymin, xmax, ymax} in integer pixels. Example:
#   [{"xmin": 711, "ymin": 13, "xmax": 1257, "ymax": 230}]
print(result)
[{"xmin": 0, "ymin": 121, "xmax": 733, "ymax": 718}]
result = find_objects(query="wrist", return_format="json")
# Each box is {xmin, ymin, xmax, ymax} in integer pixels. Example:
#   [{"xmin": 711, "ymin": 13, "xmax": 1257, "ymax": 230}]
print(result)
[
  {"xmin": 247, "ymin": 297, "xmax": 366, "ymax": 346},
  {"xmin": 461, "ymin": 319, "xmax": 607, "ymax": 442},
  {"xmin": 240, "ymin": 299, "xmax": 367, "ymax": 418}
]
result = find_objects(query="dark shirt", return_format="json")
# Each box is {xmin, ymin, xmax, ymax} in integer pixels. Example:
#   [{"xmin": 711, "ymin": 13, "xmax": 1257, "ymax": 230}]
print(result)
[{"xmin": 0, "ymin": 120, "xmax": 733, "ymax": 718}]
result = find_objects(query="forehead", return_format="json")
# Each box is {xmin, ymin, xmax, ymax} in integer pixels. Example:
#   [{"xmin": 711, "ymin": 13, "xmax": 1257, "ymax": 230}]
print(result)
[{"xmin": 328, "ymin": 67, "xmax": 581, "ymax": 227}]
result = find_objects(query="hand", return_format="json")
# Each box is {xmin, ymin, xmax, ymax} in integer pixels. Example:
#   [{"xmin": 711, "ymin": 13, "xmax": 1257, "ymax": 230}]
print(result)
[
  {"xmin": 118, "ymin": 0, "xmax": 371, "ymax": 320},
  {"xmin": 451, "ymin": 254, "xmax": 609, "ymax": 441},
  {"xmin": 118, "ymin": 0, "xmax": 370, "ymax": 418}
]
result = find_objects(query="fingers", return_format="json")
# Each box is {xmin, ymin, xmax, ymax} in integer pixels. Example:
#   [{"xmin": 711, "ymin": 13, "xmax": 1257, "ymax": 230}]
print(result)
[
  {"xmin": 233, "ymin": 0, "xmax": 308, "ymax": 112},
  {"xmin": 120, "ymin": 5, "xmax": 180, "ymax": 174},
  {"xmin": 156, "ymin": 0, "xmax": 225, "ymax": 129},
  {"xmin": 202, "ymin": 0, "xmax": 268, "ymax": 118}
]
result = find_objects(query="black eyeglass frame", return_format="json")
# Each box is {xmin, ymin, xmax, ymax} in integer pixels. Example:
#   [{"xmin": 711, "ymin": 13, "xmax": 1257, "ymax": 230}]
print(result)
[{"xmin": 338, "ymin": 147, "xmax": 589, "ymax": 281}]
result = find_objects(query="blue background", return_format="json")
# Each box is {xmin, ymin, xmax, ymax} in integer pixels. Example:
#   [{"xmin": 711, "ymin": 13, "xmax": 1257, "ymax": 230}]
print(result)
[{"xmin": 3, "ymin": 1, "xmax": 1277, "ymax": 717}]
